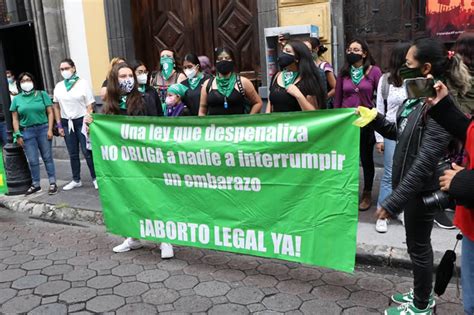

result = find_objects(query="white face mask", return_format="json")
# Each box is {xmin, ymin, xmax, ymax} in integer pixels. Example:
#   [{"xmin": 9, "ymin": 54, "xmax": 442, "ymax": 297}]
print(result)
[
  {"xmin": 61, "ymin": 70, "xmax": 73, "ymax": 80},
  {"xmin": 184, "ymin": 67, "xmax": 197, "ymax": 79},
  {"xmin": 137, "ymin": 73, "xmax": 148, "ymax": 85},
  {"xmin": 20, "ymin": 82, "xmax": 34, "ymax": 92}
]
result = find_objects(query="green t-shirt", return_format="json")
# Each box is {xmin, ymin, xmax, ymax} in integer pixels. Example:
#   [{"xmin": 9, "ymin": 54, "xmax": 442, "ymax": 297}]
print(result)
[{"xmin": 10, "ymin": 91, "xmax": 52, "ymax": 127}]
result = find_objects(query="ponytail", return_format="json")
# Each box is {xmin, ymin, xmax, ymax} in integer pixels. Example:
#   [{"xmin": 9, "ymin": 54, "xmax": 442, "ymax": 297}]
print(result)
[{"xmin": 446, "ymin": 53, "xmax": 472, "ymax": 96}]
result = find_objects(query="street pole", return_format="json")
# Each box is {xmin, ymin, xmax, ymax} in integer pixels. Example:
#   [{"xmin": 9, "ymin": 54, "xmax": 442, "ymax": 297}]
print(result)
[{"xmin": 0, "ymin": 35, "xmax": 32, "ymax": 195}]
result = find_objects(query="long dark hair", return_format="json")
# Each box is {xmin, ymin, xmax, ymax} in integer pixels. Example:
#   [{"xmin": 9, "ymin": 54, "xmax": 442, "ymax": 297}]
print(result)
[
  {"xmin": 387, "ymin": 42, "xmax": 411, "ymax": 87},
  {"xmin": 340, "ymin": 38, "xmax": 376, "ymax": 78},
  {"xmin": 104, "ymin": 62, "xmax": 144, "ymax": 116},
  {"xmin": 306, "ymin": 37, "xmax": 328, "ymax": 57},
  {"xmin": 286, "ymin": 40, "xmax": 326, "ymax": 109},
  {"xmin": 17, "ymin": 72, "xmax": 37, "ymax": 91},
  {"xmin": 159, "ymin": 48, "xmax": 181, "ymax": 72},
  {"xmin": 412, "ymin": 37, "xmax": 471, "ymax": 95},
  {"xmin": 455, "ymin": 32, "xmax": 474, "ymax": 69}
]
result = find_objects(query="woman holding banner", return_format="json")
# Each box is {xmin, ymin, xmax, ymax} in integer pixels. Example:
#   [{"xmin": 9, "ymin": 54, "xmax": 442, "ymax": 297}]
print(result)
[
  {"xmin": 266, "ymin": 40, "xmax": 326, "ymax": 113},
  {"xmin": 87, "ymin": 62, "xmax": 172, "ymax": 257}
]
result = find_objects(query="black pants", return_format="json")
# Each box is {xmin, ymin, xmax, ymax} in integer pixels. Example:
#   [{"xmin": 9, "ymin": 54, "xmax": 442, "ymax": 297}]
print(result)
[
  {"xmin": 360, "ymin": 125, "xmax": 375, "ymax": 191},
  {"xmin": 404, "ymin": 196, "xmax": 435, "ymax": 309}
]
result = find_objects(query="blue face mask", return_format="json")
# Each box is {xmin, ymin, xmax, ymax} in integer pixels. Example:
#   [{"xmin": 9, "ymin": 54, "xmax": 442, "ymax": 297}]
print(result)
[{"xmin": 7, "ymin": 78, "xmax": 14, "ymax": 84}]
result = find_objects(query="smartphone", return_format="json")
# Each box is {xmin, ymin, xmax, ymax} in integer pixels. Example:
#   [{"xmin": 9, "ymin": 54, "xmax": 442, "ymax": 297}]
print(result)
[{"xmin": 404, "ymin": 78, "xmax": 436, "ymax": 99}]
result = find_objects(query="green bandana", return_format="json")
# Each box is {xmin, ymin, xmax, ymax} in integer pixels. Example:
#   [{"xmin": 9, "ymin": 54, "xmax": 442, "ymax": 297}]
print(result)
[
  {"xmin": 216, "ymin": 73, "xmax": 236, "ymax": 98},
  {"xmin": 64, "ymin": 73, "xmax": 79, "ymax": 91},
  {"xmin": 22, "ymin": 90, "xmax": 34, "ymax": 96},
  {"xmin": 160, "ymin": 56, "xmax": 175, "ymax": 81},
  {"xmin": 167, "ymin": 83, "xmax": 188, "ymax": 97},
  {"xmin": 350, "ymin": 66, "xmax": 364, "ymax": 86},
  {"xmin": 188, "ymin": 73, "xmax": 203, "ymax": 90},
  {"xmin": 138, "ymin": 84, "xmax": 146, "ymax": 93},
  {"xmin": 120, "ymin": 95, "xmax": 127, "ymax": 110},
  {"xmin": 282, "ymin": 70, "xmax": 299, "ymax": 89},
  {"xmin": 400, "ymin": 99, "xmax": 421, "ymax": 118}
]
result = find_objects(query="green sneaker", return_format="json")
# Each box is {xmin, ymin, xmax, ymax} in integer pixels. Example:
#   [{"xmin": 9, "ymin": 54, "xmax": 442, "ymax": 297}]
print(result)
[
  {"xmin": 391, "ymin": 289, "xmax": 436, "ymax": 308},
  {"xmin": 385, "ymin": 302, "xmax": 432, "ymax": 315}
]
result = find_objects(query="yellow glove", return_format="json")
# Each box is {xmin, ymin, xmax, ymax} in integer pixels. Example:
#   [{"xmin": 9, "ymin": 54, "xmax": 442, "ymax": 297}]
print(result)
[{"xmin": 353, "ymin": 106, "xmax": 377, "ymax": 128}]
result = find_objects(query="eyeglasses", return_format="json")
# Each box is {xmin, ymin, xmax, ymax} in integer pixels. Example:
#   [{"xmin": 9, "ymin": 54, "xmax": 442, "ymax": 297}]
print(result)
[
  {"xmin": 346, "ymin": 48, "xmax": 363, "ymax": 53},
  {"xmin": 60, "ymin": 66, "xmax": 72, "ymax": 71},
  {"xmin": 136, "ymin": 70, "xmax": 148, "ymax": 75}
]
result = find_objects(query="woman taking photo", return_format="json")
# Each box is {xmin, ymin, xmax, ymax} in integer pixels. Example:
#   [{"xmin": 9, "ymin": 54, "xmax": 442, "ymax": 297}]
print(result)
[
  {"xmin": 53, "ymin": 58, "xmax": 97, "ymax": 191},
  {"xmin": 358, "ymin": 37, "xmax": 471, "ymax": 315},
  {"xmin": 90, "ymin": 62, "xmax": 170, "ymax": 257},
  {"xmin": 199, "ymin": 47, "xmax": 262, "ymax": 116},
  {"xmin": 10, "ymin": 72, "xmax": 57, "ymax": 195},
  {"xmin": 373, "ymin": 42, "xmax": 410, "ymax": 233},
  {"xmin": 150, "ymin": 48, "xmax": 186, "ymax": 109},
  {"xmin": 181, "ymin": 53, "xmax": 212, "ymax": 115},
  {"xmin": 130, "ymin": 60, "xmax": 163, "ymax": 116},
  {"xmin": 266, "ymin": 40, "xmax": 326, "ymax": 112},
  {"xmin": 334, "ymin": 38, "xmax": 382, "ymax": 211}
]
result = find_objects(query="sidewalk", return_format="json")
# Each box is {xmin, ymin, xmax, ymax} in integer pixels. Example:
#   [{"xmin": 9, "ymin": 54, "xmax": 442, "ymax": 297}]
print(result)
[{"xmin": 0, "ymin": 160, "xmax": 461, "ymax": 270}]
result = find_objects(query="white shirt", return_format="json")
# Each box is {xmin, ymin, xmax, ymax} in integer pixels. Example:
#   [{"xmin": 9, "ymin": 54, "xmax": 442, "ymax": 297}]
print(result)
[
  {"xmin": 375, "ymin": 74, "xmax": 407, "ymax": 143},
  {"xmin": 9, "ymin": 82, "xmax": 18, "ymax": 100},
  {"xmin": 53, "ymin": 78, "xmax": 95, "ymax": 132}
]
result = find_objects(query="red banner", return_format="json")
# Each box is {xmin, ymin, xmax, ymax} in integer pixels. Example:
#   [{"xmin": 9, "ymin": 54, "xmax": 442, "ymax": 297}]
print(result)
[{"xmin": 426, "ymin": 0, "xmax": 474, "ymax": 41}]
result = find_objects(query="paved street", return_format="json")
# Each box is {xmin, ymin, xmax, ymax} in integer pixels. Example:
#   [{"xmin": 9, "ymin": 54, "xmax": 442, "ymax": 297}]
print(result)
[{"xmin": 0, "ymin": 208, "xmax": 463, "ymax": 314}]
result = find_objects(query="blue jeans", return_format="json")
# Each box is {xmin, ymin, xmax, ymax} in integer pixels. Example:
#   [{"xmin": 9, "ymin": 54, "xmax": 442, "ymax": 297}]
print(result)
[
  {"xmin": 22, "ymin": 124, "xmax": 56, "ymax": 187},
  {"xmin": 462, "ymin": 236, "xmax": 474, "ymax": 315},
  {"xmin": 62, "ymin": 117, "xmax": 95, "ymax": 182},
  {"xmin": 377, "ymin": 138, "xmax": 396, "ymax": 207},
  {"xmin": 0, "ymin": 121, "xmax": 7, "ymax": 146}
]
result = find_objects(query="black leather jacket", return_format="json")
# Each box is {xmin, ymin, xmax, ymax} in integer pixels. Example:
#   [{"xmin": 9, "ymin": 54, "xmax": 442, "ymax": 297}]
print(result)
[{"xmin": 371, "ymin": 100, "xmax": 452, "ymax": 215}]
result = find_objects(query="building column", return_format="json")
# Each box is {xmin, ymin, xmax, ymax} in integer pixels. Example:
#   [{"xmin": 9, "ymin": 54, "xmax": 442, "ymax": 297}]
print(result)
[
  {"xmin": 103, "ymin": 0, "xmax": 135, "ymax": 61},
  {"xmin": 25, "ymin": 0, "xmax": 69, "ymax": 93},
  {"xmin": 257, "ymin": 0, "xmax": 278, "ymax": 92},
  {"xmin": 330, "ymin": 0, "xmax": 344, "ymax": 71}
]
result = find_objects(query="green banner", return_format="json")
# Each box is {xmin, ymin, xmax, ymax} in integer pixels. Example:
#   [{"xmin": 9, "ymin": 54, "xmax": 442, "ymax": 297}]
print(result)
[
  {"xmin": 0, "ymin": 151, "xmax": 7, "ymax": 195},
  {"xmin": 91, "ymin": 109, "xmax": 360, "ymax": 272}
]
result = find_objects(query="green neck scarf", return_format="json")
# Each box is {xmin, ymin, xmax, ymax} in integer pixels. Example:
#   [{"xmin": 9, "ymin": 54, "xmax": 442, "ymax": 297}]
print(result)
[
  {"xmin": 138, "ymin": 84, "xmax": 146, "ymax": 93},
  {"xmin": 400, "ymin": 99, "xmax": 421, "ymax": 118},
  {"xmin": 160, "ymin": 56, "xmax": 175, "ymax": 81},
  {"xmin": 119, "ymin": 95, "xmax": 127, "ymax": 110},
  {"xmin": 188, "ymin": 72, "xmax": 203, "ymax": 90},
  {"xmin": 64, "ymin": 73, "xmax": 79, "ymax": 91},
  {"xmin": 282, "ymin": 70, "xmax": 299, "ymax": 89},
  {"xmin": 350, "ymin": 65, "xmax": 364, "ymax": 86},
  {"xmin": 216, "ymin": 73, "xmax": 236, "ymax": 98}
]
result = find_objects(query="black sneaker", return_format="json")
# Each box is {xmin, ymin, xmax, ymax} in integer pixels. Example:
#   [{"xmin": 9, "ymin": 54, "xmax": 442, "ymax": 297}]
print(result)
[
  {"xmin": 434, "ymin": 210, "xmax": 455, "ymax": 229},
  {"xmin": 25, "ymin": 185, "xmax": 41, "ymax": 196},
  {"xmin": 48, "ymin": 184, "xmax": 58, "ymax": 195}
]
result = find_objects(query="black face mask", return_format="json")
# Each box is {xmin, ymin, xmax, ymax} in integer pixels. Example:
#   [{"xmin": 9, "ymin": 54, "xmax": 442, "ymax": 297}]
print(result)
[
  {"xmin": 399, "ymin": 64, "xmax": 425, "ymax": 80},
  {"xmin": 278, "ymin": 52, "xmax": 296, "ymax": 69},
  {"xmin": 216, "ymin": 60, "xmax": 234, "ymax": 75},
  {"xmin": 346, "ymin": 53, "xmax": 363, "ymax": 65}
]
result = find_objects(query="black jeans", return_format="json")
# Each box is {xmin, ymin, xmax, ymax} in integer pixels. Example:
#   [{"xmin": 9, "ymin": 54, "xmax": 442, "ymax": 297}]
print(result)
[
  {"xmin": 360, "ymin": 125, "xmax": 375, "ymax": 192},
  {"xmin": 62, "ymin": 117, "xmax": 95, "ymax": 182},
  {"xmin": 404, "ymin": 196, "xmax": 435, "ymax": 309}
]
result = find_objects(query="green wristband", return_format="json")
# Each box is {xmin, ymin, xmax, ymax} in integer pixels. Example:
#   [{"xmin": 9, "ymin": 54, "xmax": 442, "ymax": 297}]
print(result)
[{"xmin": 13, "ymin": 130, "xmax": 23, "ymax": 143}]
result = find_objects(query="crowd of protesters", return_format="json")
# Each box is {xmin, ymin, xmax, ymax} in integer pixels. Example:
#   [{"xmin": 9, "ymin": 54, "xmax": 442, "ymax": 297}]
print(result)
[{"xmin": 5, "ymin": 31, "xmax": 474, "ymax": 314}]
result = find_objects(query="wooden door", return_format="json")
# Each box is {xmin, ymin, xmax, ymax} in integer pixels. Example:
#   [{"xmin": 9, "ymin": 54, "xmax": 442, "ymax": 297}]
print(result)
[{"xmin": 131, "ymin": 0, "xmax": 260, "ymax": 81}]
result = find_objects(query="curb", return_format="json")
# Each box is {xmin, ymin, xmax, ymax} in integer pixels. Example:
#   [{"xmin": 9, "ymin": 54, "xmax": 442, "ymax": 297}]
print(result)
[{"xmin": 0, "ymin": 196, "xmax": 458, "ymax": 272}]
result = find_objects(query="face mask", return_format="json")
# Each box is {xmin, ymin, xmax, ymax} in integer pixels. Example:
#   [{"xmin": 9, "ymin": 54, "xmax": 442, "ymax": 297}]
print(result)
[
  {"xmin": 119, "ymin": 78, "xmax": 135, "ymax": 94},
  {"xmin": 165, "ymin": 95, "xmax": 177, "ymax": 106},
  {"xmin": 20, "ymin": 82, "xmax": 34, "ymax": 92},
  {"xmin": 184, "ymin": 67, "xmax": 197, "ymax": 79},
  {"xmin": 399, "ymin": 64, "xmax": 425, "ymax": 80},
  {"xmin": 216, "ymin": 60, "xmax": 234, "ymax": 75},
  {"xmin": 61, "ymin": 70, "xmax": 73, "ymax": 80},
  {"xmin": 7, "ymin": 78, "xmax": 14, "ymax": 84},
  {"xmin": 278, "ymin": 52, "xmax": 296, "ymax": 69},
  {"xmin": 311, "ymin": 51, "xmax": 319, "ymax": 60},
  {"xmin": 137, "ymin": 73, "xmax": 148, "ymax": 85},
  {"xmin": 346, "ymin": 53, "xmax": 363, "ymax": 65},
  {"xmin": 160, "ymin": 56, "xmax": 175, "ymax": 80}
]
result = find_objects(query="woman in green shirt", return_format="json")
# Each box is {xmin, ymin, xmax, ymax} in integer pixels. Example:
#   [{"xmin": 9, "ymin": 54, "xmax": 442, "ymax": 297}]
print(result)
[{"xmin": 10, "ymin": 72, "xmax": 57, "ymax": 195}]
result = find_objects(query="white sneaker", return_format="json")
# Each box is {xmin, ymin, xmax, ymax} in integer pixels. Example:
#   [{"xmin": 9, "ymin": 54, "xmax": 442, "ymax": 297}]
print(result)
[
  {"xmin": 63, "ymin": 180, "xmax": 82, "ymax": 191},
  {"xmin": 113, "ymin": 237, "xmax": 143, "ymax": 253},
  {"xmin": 93, "ymin": 180, "xmax": 98, "ymax": 190},
  {"xmin": 160, "ymin": 243, "xmax": 174, "ymax": 259},
  {"xmin": 375, "ymin": 218, "xmax": 388, "ymax": 233},
  {"xmin": 398, "ymin": 212, "xmax": 405, "ymax": 226}
]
